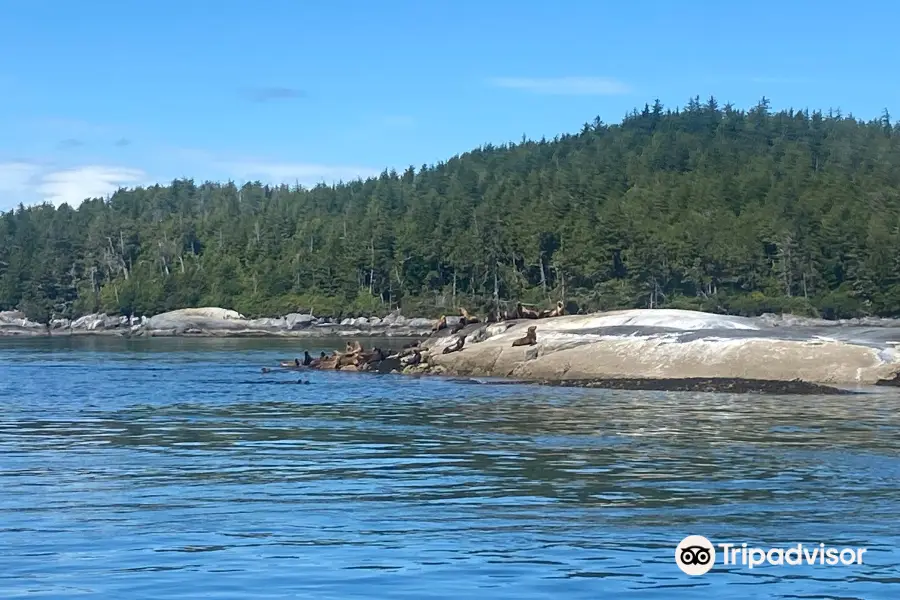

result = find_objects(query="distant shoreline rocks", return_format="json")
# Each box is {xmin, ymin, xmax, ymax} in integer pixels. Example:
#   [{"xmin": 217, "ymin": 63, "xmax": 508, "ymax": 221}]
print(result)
[{"xmin": 0, "ymin": 307, "xmax": 436, "ymax": 338}]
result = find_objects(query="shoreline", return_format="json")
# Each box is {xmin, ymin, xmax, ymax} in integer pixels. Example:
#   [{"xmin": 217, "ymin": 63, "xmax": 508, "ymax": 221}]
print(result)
[{"xmin": 8, "ymin": 306, "xmax": 900, "ymax": 395}]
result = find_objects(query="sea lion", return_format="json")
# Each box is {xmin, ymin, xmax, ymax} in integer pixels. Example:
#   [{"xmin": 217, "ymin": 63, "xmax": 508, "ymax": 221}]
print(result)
[
  {"xmin": 516, "ymin": 303, "xmax": 539, "ymax": 319},
  {"xmin": 302, "ymin": 351, "xmax": 313, "ymax": 366},
  {"xmin": 359, "ymin": 347, "xmax": 385, "ymax": 364},
  {"xmin": 316, "ymin": 352, "xmax": 340, "ymax": 370},
  {"xmin": 442, "ymin": 334, "xmax": 466, "ymax": 354},
  {"xmin": 459, "ymin": 307, "xmax": 480, "ymax": 324},
  {"xmin": 432, "ymin": 315, "xmax": 448, "ymax": 332},
  {"xmin": 538, "ymin": 301, "xmax": 565, "ymax": 319},
  {"xmin": 279, "ymin": 358, "xmax": 301, "ymax": 368},
  {"xmin": 511, "ymin": 326, "xmax": 537, "ymax": 347},
  {"xmin": 400, "ymin": 349, "xmax": 421, "ymax": 366},
  {"xmin": 309, "ymin": 352, "xmax": 326, "ymax": 368},
  {"xmin": 261, "ymin": 367, "xmax": 272, "ymax": 373},
  {"xmin": 450, "ymin": 320, "xmax": 466, "ymax": 334},
  {"xmin": 337, "ymin": 352, "xmax": 359, "ymax": 368}
]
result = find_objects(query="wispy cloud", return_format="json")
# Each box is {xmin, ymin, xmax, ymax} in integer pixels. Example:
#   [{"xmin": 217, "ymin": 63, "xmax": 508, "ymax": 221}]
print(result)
[
  {"xmin": 0, "ymin": 162, "xmax": 42, "ymax": 200},
  {"xmin": 487, "ymin": 76, "xmax": 632, "ymax": 95},
  {"xmin": 241, "ymin": 86, "xmax": 307, "ymax": 103},
  {"xmin": 0, "ymin": 161, "xmax": 147, "ymax": 209},
  {"xmin": 57, "ymin": 138, "xmax": 84, "ymax": 149},
  {"xmin": 226, "ymin": 161, "xmax": 380, "ymax": 186}
]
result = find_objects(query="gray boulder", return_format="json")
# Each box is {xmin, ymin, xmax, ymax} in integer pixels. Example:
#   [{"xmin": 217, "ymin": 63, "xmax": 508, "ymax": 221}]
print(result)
[{"xmin": 285, "ymin": 313, "xmax": 315, "ymax": 330}]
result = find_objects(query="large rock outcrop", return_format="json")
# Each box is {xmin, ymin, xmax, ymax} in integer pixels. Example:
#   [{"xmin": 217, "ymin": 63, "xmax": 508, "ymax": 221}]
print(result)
[
  {"xmin": 423, "ymin": 308, "xmax": 900, "ymax": 386},
  {"xmin": 0, "ymin": 311, "xmax": 46, "ymax": 335}
]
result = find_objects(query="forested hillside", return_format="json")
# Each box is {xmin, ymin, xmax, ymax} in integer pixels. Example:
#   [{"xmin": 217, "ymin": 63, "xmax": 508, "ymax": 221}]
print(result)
[{"xmin": 2, "ymin": 96, "xmax": 900, "ymax": 322}]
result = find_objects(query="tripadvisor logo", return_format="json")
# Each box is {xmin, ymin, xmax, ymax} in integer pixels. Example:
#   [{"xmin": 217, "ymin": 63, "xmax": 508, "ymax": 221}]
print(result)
[
  {"xmin": 675, "ymin": 535, "xmax": 716, "ymax": 575},
  {"xmin": 675, "ymin": 535, "xmax": 868, "ymax": 575}
]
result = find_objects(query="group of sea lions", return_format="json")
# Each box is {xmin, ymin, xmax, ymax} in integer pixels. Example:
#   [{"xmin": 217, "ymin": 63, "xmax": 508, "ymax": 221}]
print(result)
[
  {"xmin": 264, "ymin": 301, "xmax": 561, "ymax": 377},
  {"xmin": 431, "ymin": 301, "xmax": 565, "ymax": 334},
  {"xmin": 430, "ymin": 300, "xmax": 563, "ymax": 353},
  {"xmin": 281, "ymin": 341, "xmax": 387, "ymax": 372}
]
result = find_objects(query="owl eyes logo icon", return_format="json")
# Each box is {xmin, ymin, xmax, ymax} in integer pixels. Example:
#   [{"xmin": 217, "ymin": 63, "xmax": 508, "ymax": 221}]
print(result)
[{"xmin": 675, "ymin": 535, "xmax": 716, "ymax": 576}]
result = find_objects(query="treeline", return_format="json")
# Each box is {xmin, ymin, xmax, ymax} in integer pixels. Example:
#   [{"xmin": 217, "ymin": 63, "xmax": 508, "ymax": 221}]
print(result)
[{"xmin": 2, "ymin": 96, "xmax": 900, "ymax": 323}]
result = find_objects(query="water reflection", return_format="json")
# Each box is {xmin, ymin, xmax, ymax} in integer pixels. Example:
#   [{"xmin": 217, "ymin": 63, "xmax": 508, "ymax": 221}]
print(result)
[{"xmin": 0, "ymin": 338, "xmax": 898, "ymax": 598}]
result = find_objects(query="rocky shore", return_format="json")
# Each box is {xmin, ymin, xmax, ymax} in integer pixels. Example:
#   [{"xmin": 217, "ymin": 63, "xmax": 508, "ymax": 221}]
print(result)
[
  {"xmin": 0, "ymin": 307, "xmax": 436, "ymax": 338},
  {"xmin": 418, "ymin": 309, "xmax": 900, "ymax": 387},
  {"xmin": 8, "ymin": 305, "xmax": 900, "ymax": 392},
  {"xmin": 334, "ymin": 308, "xmax": 900, "ymax": 390}
]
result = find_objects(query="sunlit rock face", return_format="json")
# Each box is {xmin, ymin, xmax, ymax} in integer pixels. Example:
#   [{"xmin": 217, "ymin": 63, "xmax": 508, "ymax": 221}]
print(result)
[{"xmin": 425, "ymin": 309, "xmax": 900, "ymax": 386}]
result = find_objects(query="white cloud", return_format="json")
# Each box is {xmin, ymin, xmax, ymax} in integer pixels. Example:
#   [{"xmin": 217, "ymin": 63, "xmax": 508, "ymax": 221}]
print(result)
[
  {"xmin": 487, "ymin": 76, "xmax": 632, "ymax": 95},
  {"xmin": 0, "ymin": 162, "xmax": 147, "ymax": 209},
  {"xmin": 226, "ymin": 161, "xmax": 381, "ymax": 186},
  {"xmin": 37, "ymin": 166, "xmax": 147, "ymax": 207}
]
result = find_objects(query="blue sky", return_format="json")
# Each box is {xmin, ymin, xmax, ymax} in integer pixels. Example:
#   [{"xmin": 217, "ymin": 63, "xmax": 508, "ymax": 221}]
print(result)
[{"xmin": 1, "ymin": 0, "xmax": 898, "ymax": 210}]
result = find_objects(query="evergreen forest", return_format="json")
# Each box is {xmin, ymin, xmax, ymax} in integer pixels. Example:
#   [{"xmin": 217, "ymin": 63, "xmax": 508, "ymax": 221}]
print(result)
[{"xmin": 2, "ymin": 96, "xmax": 900, "ymax": 323}]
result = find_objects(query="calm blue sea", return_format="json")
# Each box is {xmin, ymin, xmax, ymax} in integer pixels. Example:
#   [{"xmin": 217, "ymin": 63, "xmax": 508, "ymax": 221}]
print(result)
[{"xmin": 1, "ymin": 337, "xmax": 898, "ymax": 599}]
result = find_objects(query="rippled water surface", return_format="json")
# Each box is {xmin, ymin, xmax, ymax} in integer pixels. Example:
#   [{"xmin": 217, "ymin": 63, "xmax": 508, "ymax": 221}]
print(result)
[{"xmin": 1, "ymin": 337, "xmax": 899, "ymax": 599}]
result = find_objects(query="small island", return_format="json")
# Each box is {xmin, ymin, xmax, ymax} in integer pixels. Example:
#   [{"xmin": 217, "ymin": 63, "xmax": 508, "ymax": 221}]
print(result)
[{"xmin": 3, "ymin": 98, "xmax": 900, "ymax": 393}]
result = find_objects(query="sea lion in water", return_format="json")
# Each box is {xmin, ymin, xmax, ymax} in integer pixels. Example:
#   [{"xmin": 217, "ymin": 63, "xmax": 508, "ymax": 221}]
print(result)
[
  {"xmin": 442, "ymin": 334, "xmax": 465, "ymax": 354},
  {"xmin": 538, "ymin": 301, "xmax": 565, "ymax": 319},
  {"xmin": 261, "ymin": 367, "xmax": 272, "ymax": 373},
  {"xmin": 511, "ymin": 326, "xmax": 537, "ymax": 347},
  {"xmin": 516, "ymin": 303, "xmax": 539, "ymax": 319}
]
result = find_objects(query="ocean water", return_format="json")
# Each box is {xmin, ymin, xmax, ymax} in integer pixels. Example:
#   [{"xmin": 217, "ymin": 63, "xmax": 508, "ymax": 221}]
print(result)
[{"xmin": 0, "ymin": 337, "xmax": 898, "ymax": 599}]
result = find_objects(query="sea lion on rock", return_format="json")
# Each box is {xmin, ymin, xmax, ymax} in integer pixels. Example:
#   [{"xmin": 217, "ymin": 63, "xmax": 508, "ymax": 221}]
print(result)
[
  {"xmin": 432, "ymin": 316, "xmax": 448, "ymax": 332},
  {"xmin": 442, "ymin": 335, "xmax": 466, "ymax": 354},
  {"xmin": 308, "ymin": 351, "xmax": 328, "ymax": 368},
  {"xmin": 511, "ymin": 326, "xmax": 537, "ymax": 347},
  {"xmin": 459, "ymin": 308, "xmax": 480, "ymax": 324},
  {"xmin": 337, "ymin": 352, "xmax": 359, "ymax": 368},
  {"xmin": 359, "ymin": 347, "xmax": 385, "ymax": 364},
  {"xmin": 302, "ymin": 351, "xmax": 313, "ymax": 366},
  {"xmin": 401, "ymin": 349, "xmax": 422, "ymax": 366},
  {"xmin": 516, "ymin": 303, "xmax": 539, "ymax": 319},
  {"xmin": 316, "ymin": 352, "xmax": 340, "ymax": 370},
  {"xmin": 538, "ymin": 301, "xmax": 565, "ymax": 319}
]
